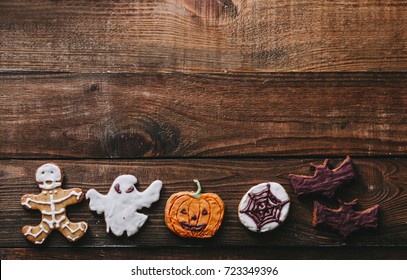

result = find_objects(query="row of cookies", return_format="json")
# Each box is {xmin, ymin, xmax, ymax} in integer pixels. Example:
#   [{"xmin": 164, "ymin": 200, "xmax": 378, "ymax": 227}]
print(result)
[{"xmin": 21, "ymin": 157, "xmax": 378, "ymax": 244}]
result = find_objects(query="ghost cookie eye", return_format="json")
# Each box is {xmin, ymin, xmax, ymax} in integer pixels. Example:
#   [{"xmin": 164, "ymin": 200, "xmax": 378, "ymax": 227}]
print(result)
[{"xmin": 126, "ymin": 185, "xmax": 135, "ymax": 193}]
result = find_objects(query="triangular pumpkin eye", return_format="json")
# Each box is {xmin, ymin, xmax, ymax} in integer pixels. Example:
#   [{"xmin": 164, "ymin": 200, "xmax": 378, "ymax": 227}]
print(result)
[
  {"xmin": 202, "ymin": 208, "xmax": 208, "ymax": 215},
  {"xmin": 180, "ymin": 208, "xmax": 187, "ymax": 214}
]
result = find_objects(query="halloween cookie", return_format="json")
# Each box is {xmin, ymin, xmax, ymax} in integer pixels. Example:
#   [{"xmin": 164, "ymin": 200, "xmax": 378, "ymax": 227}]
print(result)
[
  {"xmin": 165, "ymin": 179, "xmax": 224, "ymax": 238},
  {"xmin": 238, "ymin": 182, "xmax": 290, "ymax": 232},
  {"xmin": 21, "ymin": 163, "xmax": 88, "ymax": 244},
  {"xmin": 86, "ymin": 175, "xmax": 162, "ymax": 237},
  {"xmin": 313, "ymin": 199, "xmax": 379, "ymax": 238},
  {"xmin": 288, "ymin": 156, "xmax": 356, "ymax": 198}
]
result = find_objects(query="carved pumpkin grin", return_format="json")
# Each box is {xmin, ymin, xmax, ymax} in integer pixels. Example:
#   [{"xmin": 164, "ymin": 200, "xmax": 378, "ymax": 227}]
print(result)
[{"xmin": 180, "ymin": 222, "xmax": 207, "ymax": 232}]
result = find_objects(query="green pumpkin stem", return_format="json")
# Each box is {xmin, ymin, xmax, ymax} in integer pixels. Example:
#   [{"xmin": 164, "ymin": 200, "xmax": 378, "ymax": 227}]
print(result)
[{"xmin": 191, "ymin": 179, "xmax": 202, "ymax": 199}]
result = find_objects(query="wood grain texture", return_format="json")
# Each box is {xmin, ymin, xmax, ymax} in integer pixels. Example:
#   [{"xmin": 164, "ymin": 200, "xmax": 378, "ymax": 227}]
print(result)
[
  {"xmin": 1, "ymin": 72, "xmax": 406, "ymax": 158},
  {"xmin": 1, "ymin": 0, "xmax": 406, "ymax": 261},
  {"xmin": 2, "ymin": 247, "xmax": 407, "ymax": 260},
  {"xmin": 1, "ymin": 0, "xmax": 406, "ymax": 73},
  {"xmin": 1, "ymin": 158, "xmax": 405, "ymax": 248}
]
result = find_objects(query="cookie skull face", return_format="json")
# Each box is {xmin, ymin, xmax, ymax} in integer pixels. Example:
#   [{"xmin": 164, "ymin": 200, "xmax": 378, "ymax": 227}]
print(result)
[{"xmin": 35, "ymin": 163, "xmax": 63, "ymax": 190}]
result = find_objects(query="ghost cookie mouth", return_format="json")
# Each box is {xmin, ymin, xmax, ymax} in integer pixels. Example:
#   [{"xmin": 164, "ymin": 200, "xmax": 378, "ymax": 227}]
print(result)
[{"xmin": 180, "ymin": 222, "xmax": 206, "ymax": 232}]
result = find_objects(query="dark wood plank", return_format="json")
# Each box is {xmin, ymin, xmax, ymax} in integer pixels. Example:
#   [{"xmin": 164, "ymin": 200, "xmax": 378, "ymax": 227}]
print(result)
[
  {"xmin": 2, "ymin": 247, "xmax": 407, "ymax": 260},
  {"xmin": 0, "ymin": 158, "xmax": 405, "ymax": 248},
  {"xmin": 1, "ymin": 73, "xmax": 406, "ymax": 158},
  {"xmin": 1, "ymin": 0, "xmax": 406, "ymax": 73}
]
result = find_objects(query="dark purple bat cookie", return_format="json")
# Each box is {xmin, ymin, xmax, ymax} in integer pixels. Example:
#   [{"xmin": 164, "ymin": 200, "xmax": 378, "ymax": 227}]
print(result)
[
  {"xmin": 288, "ymin": 156, "xmax": 356, "ymax": 198},
  {"xmin": 313, "ymin": 199, "xmax": 379, "ymax": 238}
]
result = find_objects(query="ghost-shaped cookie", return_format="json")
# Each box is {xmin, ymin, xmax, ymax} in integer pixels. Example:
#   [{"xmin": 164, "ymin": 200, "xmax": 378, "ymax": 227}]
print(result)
[{"xmin": 86, "ymin": 175, "xmax": 162, "ymax": 237}]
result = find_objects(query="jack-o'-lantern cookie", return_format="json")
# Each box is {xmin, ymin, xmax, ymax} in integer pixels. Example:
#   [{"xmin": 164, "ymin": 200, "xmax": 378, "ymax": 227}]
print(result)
[
  {"xmin": 238, "ymin": 182, "xmax": 290, "ymax": 232},
  {"xmin": 21, "ymin": 163, "xmax": 88, "ymax": 244},
  {"xmin": 165, "ymin": 180, "xmax": 224, "ymax": 238}
]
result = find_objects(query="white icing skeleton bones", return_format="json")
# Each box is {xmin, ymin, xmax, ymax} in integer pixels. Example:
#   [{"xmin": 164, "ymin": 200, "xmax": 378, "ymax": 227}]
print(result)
[
  {"xmin": 21, "ymin": 163, "xmax": 88, "ymax": 244},
  {"xmin": 86, "ymin": 175, "xmax": 162, "ymax": 237}
]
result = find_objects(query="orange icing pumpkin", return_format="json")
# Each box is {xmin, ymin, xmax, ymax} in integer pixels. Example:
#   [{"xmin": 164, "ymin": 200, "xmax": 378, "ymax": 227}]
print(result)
[{"xmin": 165, "ymin": 180, "xmax": 224, "ymax": 238}]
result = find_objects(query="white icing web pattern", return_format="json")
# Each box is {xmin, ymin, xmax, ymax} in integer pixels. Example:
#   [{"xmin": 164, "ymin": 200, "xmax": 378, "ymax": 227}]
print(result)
[{"xmin": 239, "ymin": 184, "xmax": 289, "ymax": 232}]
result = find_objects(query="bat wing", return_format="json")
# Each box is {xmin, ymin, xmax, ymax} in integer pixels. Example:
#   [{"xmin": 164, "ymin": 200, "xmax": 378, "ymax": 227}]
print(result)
[
  {"xmin": 332, "ymin": 155, "xmax": 356, "ymax": 181},
  {"xmin": 136, "ymin": 180, "xmax": 163, "ymax": 209},
  {"xmin": 86, "ymin": 188, "xmax": 107, "ymax": 214}
]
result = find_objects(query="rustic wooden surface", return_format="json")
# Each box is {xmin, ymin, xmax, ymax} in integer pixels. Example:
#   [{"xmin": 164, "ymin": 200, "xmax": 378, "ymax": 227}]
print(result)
[
  {"xmin": 1, "ymin": 72, "xmax": 405, "ymax": 158},
  {"xmin": 1, "ymin": 0, "xmax": 406, "ymax": 72},
  {"xmin": 0, "ymin": 0, "xmax": 406, "ymax": 259},
  {"xmin": 3, "ymin": 247, "xmax": 407, "ymax": 260}
]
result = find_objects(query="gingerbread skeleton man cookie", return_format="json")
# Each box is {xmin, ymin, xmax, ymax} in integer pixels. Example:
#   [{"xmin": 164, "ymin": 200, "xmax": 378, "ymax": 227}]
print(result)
[
  {"xmin": 21, "ymin": 163, "xmax": 88, "ymax": 244},
  {"xmin": 86, "ymin": 175, "xmax": 162, "ymax": 237}
]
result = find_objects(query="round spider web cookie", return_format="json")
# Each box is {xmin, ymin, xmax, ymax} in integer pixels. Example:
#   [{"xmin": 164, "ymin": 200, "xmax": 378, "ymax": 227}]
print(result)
[{"xmin": 238, "ymin": 182, "xmax": 290, "ymax": 232}]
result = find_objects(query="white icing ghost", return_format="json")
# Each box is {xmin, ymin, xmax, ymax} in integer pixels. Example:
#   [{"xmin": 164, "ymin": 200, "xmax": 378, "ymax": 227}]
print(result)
[
  {"xmin": 35, "ymin": 163, "xmax": 63, "ymax": 190},
  {"xmin": 86, "ymin": 175, "xmax": 162, "ymax": 237}
]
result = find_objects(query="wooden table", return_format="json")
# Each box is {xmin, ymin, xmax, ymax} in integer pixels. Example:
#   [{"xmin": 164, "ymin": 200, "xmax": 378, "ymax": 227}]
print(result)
[{"xmin": 0, "ymin": 0, "xmax": 406, "ymax": 259}]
